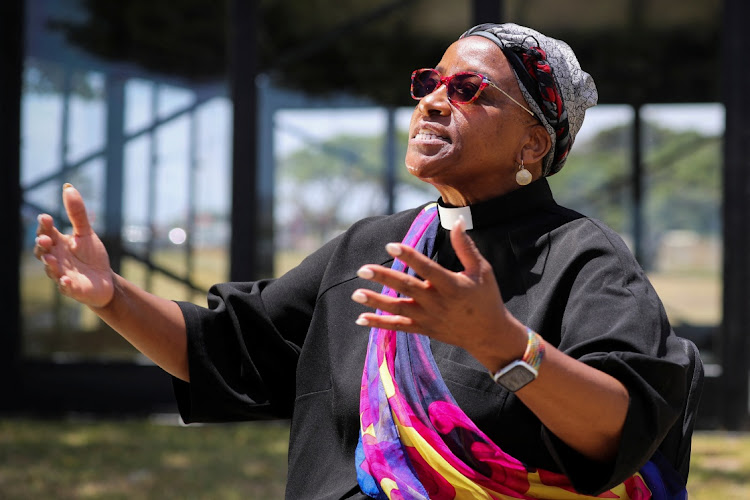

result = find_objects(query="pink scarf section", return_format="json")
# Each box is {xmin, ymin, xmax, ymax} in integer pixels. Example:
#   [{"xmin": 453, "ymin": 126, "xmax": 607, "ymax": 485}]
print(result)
[{"xmin": 355, "ymin": 203, "xmax": 653, "ymax": 499}]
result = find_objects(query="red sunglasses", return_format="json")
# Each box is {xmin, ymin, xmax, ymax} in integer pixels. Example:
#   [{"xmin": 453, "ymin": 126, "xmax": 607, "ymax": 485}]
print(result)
[{"xmin": 410, "ymin": 68, "xmax": 534, "ymax": 115}]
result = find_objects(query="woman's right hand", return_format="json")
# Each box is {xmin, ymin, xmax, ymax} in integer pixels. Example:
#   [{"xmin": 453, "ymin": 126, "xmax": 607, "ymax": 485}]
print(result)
[{"xmin": 34, "ymin": 184, "xmax": 115, "ymax": 309}]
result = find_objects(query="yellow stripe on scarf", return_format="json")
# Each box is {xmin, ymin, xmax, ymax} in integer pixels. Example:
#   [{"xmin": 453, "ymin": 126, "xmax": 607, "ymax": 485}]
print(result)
[
  {"xmin": 395, "ymin": 420, "xmax": 649, "ymax": 500},
  {"xmin": 394, "ymin": 413, "xmax": 520, "ymax": 500},
  {"xmin": 526, "ymin": 469, "xmax": 648, "ymax": 499}
]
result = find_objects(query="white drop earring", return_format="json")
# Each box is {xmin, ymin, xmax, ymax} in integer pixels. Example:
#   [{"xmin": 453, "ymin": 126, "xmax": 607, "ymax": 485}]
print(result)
[{"xmin": 516, "ymin": 160, "xmax": 532, "ymax": 186}]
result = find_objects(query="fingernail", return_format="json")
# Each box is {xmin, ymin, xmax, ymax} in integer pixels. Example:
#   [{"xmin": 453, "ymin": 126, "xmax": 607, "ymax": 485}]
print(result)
[
  {"xmin": 63, "ymin": 183, "xmax": 73, "ymax": 190},
  {"xmin": 351, "ymin": 291, "xmax": 367, "ymax": 304},
  {"xmin": 40, "ymin": 255, "xmax": 48, "ymax": 265},
  {"xmin": 355, "ymin": 316, "xmax": 370, "ymax": 326},
  {"xmin": 454, "ymin": 215, "xmax": 466, "ymax": 233},
  {"xmin": 357, "ymin": 267, "xmax": 374, "ymax": 280},
  {"xmin": 385, "ymin": 243, "xmax": 402, "ymax": 256},
  {"xmin": 37, "ymin": 214, "xmax": 43, "ymax": 224}
]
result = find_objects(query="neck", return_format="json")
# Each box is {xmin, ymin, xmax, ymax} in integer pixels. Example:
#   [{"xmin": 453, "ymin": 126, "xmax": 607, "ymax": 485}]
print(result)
[
  {"xmin": 434, "ymin": 182, "xmax": 523, "ymax": 207},
  {"xmin": 435, "ymin": 178, "xmax": 554, "ymax": 231}
]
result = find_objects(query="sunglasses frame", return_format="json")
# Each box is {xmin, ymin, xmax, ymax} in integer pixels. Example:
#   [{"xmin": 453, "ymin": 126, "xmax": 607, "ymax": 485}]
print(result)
[{"xmin": 410, "ymin": 68, "xmax": 534, "ymax": 116}]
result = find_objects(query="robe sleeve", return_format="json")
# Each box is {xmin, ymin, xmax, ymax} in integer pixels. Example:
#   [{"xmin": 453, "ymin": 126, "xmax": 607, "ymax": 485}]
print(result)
[
  {"xmin": 534, "ymin": 217, "xmax": 690, "ymax": 494},
  {"xmin": 172, "ymin": 234, "xmax": 342, "ymax": 423}
]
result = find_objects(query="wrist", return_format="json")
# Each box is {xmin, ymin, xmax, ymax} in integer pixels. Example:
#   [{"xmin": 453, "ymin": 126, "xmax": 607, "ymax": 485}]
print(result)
[
  {"xmin": 478, "ymin": 319, "xmax": 528, "ymax": 373},
  {"xmin": 490, "ymin": 327, "xmax": 546, "ymax": 392},
  {"xmin": 87, "ymin": 270, "xmax": 119, "ymax": 311}
]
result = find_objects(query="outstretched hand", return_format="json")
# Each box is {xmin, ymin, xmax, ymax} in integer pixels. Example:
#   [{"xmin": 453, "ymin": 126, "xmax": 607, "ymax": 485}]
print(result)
[
  {"xmin": 351, "ymin": 217, "xmax": 527, "ymax": 371},
  {"xmin": 34, "ymin": 184, "xmax": 115, "ymax": 309}
]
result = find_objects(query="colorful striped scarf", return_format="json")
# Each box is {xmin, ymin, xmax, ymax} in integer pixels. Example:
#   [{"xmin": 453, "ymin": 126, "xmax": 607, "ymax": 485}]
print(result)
[{"xmin": 356, "ymin": 203, "xmax": 686, "ymax": 500}]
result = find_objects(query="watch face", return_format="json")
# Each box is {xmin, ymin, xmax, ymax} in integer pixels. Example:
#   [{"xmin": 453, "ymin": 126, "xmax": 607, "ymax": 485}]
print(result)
[{"xmin": 494, "ymin": 361, "xmax": 537, "ymax": 392}]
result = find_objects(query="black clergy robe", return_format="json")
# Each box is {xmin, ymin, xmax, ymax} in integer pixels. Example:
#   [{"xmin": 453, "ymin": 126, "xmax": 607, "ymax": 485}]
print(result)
[{"xmin": 173, "ymin": 178, "xmax": 689, "ymax": 499}]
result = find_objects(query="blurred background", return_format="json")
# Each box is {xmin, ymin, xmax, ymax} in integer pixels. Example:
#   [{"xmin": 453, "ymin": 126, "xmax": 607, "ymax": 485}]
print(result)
[{"xmin": 1, "ymin": 0, "xmax": 749, "ymax": 498}]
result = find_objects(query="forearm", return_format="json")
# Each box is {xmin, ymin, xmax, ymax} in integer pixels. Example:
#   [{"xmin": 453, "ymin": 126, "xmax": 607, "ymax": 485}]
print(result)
[
  {"xmin": 90, "ymin": 273, "xmax": 189, "ymax": 381},
  {"xmin": 517, "ymin": 343, "xmax": 629, "ymax": 463}
]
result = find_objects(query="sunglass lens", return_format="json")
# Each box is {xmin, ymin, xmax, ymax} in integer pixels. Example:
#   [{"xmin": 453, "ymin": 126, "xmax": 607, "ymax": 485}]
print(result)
[
  {"xmin": 411, "ymin": 69, "xmax": 440, "ymax": 99},
  {"xmin": 448, "ymin": 73, "xmax": 483, "ymax": 103}
]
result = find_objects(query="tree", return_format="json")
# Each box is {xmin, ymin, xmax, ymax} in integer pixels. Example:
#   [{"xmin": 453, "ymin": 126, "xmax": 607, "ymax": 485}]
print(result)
[
  {"xmin": 275, "ymin": 129, "xmax": 433, "ymax": 251},
  {"xmin": 550, "ymin": 121, "xmax": 721, "ymax": 267},
  {"xmin": 276, "ymin": 119, "xmax": 722, "ymax": 262}
]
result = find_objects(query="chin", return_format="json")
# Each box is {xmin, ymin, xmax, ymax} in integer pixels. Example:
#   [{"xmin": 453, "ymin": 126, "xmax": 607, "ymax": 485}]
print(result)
[
  {"xmin": 405, "ymin": 151, "xmax": 454, "ymax": 178},
  {"xmin": 404, "ymin": 164, "xmax": 444, "ymax": 190}
]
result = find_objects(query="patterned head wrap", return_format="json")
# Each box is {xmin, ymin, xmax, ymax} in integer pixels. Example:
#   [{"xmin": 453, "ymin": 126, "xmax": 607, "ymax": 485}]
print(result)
[{"xmin": 460, "ymin": 23, "xmax": 598, "ymax": 176}]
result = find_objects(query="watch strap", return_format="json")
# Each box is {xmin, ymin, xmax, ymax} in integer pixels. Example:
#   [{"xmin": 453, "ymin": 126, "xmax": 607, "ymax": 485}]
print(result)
[
  {"xmin": 490, "ymin": 327, "xmax": 545, "ymax": 387},
  {"xmin": 521, "ymin": 327, "xmax": 545, "ymax": 372}
]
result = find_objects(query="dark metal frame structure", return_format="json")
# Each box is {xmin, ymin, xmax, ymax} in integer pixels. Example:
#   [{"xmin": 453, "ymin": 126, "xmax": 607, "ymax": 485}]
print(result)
[
  {"xmin": 1, "ymin": 0, "xmax": 747, "ymax": 428},
  {"xmin": 0, "ymin": 0, "xmax": 24, "ymax": 412},
  {"xmin": 720, "ymin": 0, "xmax": 750, "ymax": 430}
]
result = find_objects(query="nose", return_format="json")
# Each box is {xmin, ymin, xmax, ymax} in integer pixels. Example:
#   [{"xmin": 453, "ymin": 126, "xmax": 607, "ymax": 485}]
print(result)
[{"xmin": 417, "ymin": 84, "xmax": 451, "ymax": 117}]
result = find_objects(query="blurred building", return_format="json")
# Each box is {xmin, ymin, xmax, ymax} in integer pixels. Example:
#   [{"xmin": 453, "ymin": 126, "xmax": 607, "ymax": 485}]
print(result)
[{"xmin": 1, "ymin": 0, "xmax": 747, "ymax": 429}]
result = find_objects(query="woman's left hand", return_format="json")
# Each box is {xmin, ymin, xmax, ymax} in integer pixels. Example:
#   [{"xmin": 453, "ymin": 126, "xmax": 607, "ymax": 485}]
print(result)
[
  {"xmin": 352, "ymin": 217, "xmax": 630, "ymax": 462},
  {"xmin": 351, "ymin": 217, "xmax": 527, "ymax": 371}
]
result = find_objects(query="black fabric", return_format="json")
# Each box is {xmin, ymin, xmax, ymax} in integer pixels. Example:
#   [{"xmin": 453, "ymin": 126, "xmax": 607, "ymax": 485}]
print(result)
[
  {"xmin": 654, "ymin": 337, "xmax": 704, "ymax": 484},
  {"xmin": 172, "ymin": 178, "xmax": 689, "ymax": 499}
]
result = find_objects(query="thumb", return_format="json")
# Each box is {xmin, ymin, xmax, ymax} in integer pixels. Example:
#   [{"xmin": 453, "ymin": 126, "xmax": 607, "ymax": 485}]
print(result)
[
  {"xmin": 62, "ymin": 183, "xmax": 93, "ymax": 237},
  {"xmin": 449, "ymin": 215, "xmax": 486, "ymax": 279}
]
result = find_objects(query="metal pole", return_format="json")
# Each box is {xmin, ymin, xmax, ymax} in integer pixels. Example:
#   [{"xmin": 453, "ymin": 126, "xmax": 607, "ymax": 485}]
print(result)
[
  {"xmin": 146, "ymin": 83, "xmax": 159, "ymax": 291},
  {"xmin": 384, "ymin": 107, "xmax": 396, "ymax": 214},
  {"xmin": 186, "ymin": 103, "xmax": 198, "ymax": 291},
  {"xmin": 0, "ymin": 0, "xmax": 24, "ymax": 409},
  {"xmin": 721, "ymin": 0, "xmax": 750, "ymax": 430},
  {"xmin": 628, "ymin": 0, "xmax": 646, "ymax": 269},
  {"xmin": 228, "ymin": 0, "xmax": 264, "ymax": 280},
  {"xmin": 104, "ymin": 74, "xmax": 126, "ymax": 275},
  {"xmin": 632, "ymin": 104, "xmax": 645, "ymax": 267}
]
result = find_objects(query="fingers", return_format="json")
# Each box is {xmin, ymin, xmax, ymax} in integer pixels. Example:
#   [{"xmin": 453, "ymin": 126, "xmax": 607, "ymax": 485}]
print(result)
[
  {"xmin": 62, "ymin": 183, "xmax": 93, "ymax": 237},
  {"xmin": 33, "ymin": 234, "xmax": 53, "ymax": 259},
  {"xmin": 354, "ymin": 311, "xmax": 421, "ymax": 333},
  {"xmin": 39, "ymin": 252, "xmax": 62, "ymax": 281},
  {"xmin": 34, "ymin": 212, "xmax": 64, "ymax": 262},
  {"xmin": 351, "ymin": 286, "xmax": 417, "ymax": 317},
  {"xmin": 378, "ymin": 242, "xmax": 455, "ymax": 290},
  {"xmin": 36, "ymin": 213, "xmax": 54, "ymax": 236},
  {"xmin": 352, "ymin": 263, "xmax": 431, "ymax": 329},
  {"xmin": 356, "ymin": 264, "xmax": 431, "ymax": 298},
  {"xmin": 449, "ymin": 216, "xmax": 487, "ymax": 279}
]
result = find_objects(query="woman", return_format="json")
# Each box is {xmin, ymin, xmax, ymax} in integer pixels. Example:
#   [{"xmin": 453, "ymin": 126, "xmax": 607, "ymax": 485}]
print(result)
[{"xmin": 35, "ymin": 23, "xmax": 690, "ymax": 499}]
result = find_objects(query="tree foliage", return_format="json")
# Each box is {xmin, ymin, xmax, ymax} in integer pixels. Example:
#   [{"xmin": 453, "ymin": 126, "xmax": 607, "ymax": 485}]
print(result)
[
  {"xmin": 276, "ymin": 129, "xmax": 433, "ymax": 248},
  {"xmin": 550, "ymin": 123, "xmax": 721, "ymax": 242},
  {"xmin": 277, "ymin": 120, "xmax": 722, "ymax": 256}
]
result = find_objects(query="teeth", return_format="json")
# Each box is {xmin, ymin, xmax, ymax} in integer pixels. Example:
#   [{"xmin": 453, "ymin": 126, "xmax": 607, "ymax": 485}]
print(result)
[{"xmin": 415, "ymin": 132, "xmax": 448, "ymax": 141}]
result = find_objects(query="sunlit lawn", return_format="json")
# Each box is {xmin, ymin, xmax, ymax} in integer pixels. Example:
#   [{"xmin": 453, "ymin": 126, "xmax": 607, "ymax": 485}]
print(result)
[
  {"xmin": 0, "ymin": 418, "xmax": 748, "ymax": 499},
  {"xmin": 688, "ymin": 432, "xmax": 750, "ymax": 500},
  {"xmin": 0, "ymin": 418, "xmax": 289, "ymax": 499}
]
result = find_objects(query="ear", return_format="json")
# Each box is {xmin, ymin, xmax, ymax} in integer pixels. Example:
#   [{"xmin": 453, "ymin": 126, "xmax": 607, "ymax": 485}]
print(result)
[{"xmin": 519, "ymin": 123, "xmax": 552, "ymax": 167}]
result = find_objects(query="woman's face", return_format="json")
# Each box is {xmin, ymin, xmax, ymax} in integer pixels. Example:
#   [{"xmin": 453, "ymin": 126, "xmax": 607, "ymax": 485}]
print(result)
[{"xmin": 405, "ymin": 36, "xmax": 536, "ymax": 205}]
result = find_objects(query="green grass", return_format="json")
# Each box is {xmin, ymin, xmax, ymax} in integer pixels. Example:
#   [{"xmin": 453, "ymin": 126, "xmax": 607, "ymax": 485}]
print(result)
[
  {"xmin": 0, "ymin": 419, "xmax": 747, "ymax": 499},
  {"xmin": 0, "ymin": 418, "xmax": 289, "ymax": 499},
  {"xmin": 688, "ymin": 432, "xmax": 750, "ymax": 500}
]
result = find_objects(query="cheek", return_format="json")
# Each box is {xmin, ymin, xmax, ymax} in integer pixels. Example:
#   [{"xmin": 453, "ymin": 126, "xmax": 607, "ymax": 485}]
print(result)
[
  {"xmin": 479, "ymin": 118, "xmax": 517, "ymax": 156},
  {"xmin": 407, "ymin": 106, "xmax": 421, "ymax": 132}
]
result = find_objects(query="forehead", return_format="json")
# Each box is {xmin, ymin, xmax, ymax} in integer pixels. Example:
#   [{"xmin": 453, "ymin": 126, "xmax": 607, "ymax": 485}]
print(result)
[{"xmin": 436, "ymin": 36, "xmax": 513, "ymax": 83}]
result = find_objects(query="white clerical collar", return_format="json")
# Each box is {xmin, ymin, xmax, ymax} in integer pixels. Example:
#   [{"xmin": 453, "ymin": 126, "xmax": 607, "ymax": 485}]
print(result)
[{"xmin": 437, "ymin": 204, "xmax": 474, "ymax": 230}]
